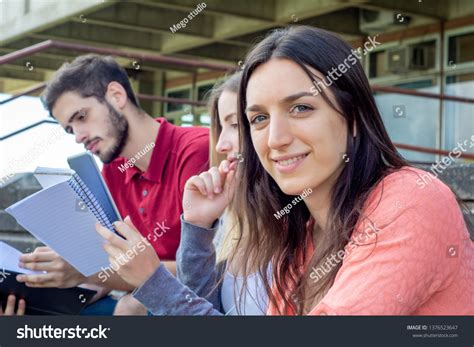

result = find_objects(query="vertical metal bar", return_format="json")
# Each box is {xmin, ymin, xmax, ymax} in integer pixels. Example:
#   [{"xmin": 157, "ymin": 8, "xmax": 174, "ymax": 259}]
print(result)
[
  {"xmin": 191, "ymin": 72, "xmax": 198, "ymax": 125},
  {"xmin": 438, "ymin": 20, "xmax": 446, "ymax": 161}
]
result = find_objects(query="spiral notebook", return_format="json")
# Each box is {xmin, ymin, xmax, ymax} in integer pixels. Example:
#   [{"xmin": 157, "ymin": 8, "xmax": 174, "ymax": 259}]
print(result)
[{"xmin": 6, "ymin": 172, "xmax": 115, "ymax": 277}]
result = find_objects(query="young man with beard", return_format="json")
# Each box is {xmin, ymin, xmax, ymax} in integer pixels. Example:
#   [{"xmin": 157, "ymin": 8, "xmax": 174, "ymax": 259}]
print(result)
[{"xmin": 13, "ymin": 54, "xmax": 209, "ymax": 314}]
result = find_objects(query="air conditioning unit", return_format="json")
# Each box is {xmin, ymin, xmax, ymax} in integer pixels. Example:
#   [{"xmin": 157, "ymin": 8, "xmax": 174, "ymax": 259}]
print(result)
[
  {"xmin": 360, "ymin": 9, "xmax": 411, "ymax": 34},
  {"xmin": 360, "ymin": 9, "xmax": 394, "ymax": 33},
  {"xmin": 387, "ymin": 47, "xmax": 408, "ymax": 73},
  {"xmin": 387, "ymin": 44, "xmax": 433, "ymax": 73}
]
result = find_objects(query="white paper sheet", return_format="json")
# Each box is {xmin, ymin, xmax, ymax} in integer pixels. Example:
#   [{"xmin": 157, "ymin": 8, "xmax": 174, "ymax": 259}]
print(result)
[
  {"xmin": 34, "ymin": 167, "xmax": 74, "ymax": 189},
  {"xmin": 0, "ymin": 241, "xmax": 42, "ymax": 275},
  {"xmin": 6, "ymin": 180, "xmax": 111, "ymax": 276}
]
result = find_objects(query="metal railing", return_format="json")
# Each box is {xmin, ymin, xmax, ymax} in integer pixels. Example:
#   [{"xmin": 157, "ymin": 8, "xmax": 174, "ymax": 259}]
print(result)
[
  {"xmin": 1, "ymin": 40, "xmax": 473, "ymax": 160},
  {"xmin": 0, "ymin": 39, "xmax": 222, "ymax": 140}
]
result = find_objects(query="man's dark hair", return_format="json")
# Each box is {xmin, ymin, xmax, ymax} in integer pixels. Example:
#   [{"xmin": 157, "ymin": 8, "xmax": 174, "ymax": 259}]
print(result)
[{"xmin": 42, "ymin": 54, "xmax": 140, "ymax": 117}]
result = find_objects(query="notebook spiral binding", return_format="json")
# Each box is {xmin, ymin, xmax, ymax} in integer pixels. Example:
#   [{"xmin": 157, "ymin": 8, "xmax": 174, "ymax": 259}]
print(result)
[{"xmin": 67, "ymin": 174, "xmax": 115, "ymax": 232}]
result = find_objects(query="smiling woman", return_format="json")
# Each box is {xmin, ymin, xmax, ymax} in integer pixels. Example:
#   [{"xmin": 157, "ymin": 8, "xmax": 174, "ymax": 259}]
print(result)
[
  {"xmin": 232, "ymin": 25, "xmax": 473, "ymax": 315},
  {"xmin": 95, "ymin": 25, "xmax": 473, "ymax": 317}
]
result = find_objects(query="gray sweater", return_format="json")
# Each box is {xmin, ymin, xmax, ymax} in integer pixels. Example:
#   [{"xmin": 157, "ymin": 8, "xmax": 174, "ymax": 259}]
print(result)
[{"xmin": 133, "ymin": 216, "xmax": 225, "ymax": 315}]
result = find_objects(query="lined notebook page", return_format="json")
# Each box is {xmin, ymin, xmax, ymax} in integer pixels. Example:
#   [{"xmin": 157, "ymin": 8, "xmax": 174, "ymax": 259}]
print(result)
[
  {"xmin": 69, "ymin": 174, "xmax": 115, "ymax": 232},
  {"xmin": 6, "ymin": 181, "xmax": 111, "ymax": 276},
  {"xmin": 0, "ymin": 241, "xmax": 41, "ymax": 275}
]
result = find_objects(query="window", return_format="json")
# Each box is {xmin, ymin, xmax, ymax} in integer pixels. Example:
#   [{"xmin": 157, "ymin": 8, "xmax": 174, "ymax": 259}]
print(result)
[
  {"xmin": 373, "ymin": 79, "xmax": 440, "ymax": 162},
  {"xmin": 197, "ymin": 84, "xmax": 214, "ymax": 102},
  {"xmin": 199, "ymin": 114, "xmax": 211, "ymax": 126},
  {"xmin": 448, "ymin": 32, "xmax": 474, "ymax": 65},
  {"xmin": 409, "ymin": 40, "xmax": 436, "ymax": 70},
  {"xmin": 369, "ymin": 50, "xmax": 388, "ymax": 78},
  {"xmin": 180, "ymin": 114, "xmax": 194, "ymax": 127},
  {"xmin": 394, "ymin": 79, "xmax": 435, "ymax": 89},
  {"xmin": 166, "ymin": 89, "xmax": 191, "ymax": 113},
  {"xmin": 444, "ymin": 73, "xmax": 474, "ymax": 152},
  {"xmin": 369, "ymin": 40, "xmax": 436, "ymax": 78}
]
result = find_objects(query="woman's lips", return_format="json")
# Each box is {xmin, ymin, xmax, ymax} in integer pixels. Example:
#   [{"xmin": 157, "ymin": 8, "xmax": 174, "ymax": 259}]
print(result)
[
  {"xmin": 273, "ymin": 153, "xmax": 309, "ymax": 174},
  {"xmin": 227, "ymin": 157, "xmax": 238, "ymax": 170}
]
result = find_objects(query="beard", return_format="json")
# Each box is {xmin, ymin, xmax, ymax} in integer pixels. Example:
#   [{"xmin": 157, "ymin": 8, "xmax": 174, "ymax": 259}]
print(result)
[{"xmin": 99, "ymin": 101, "xmax": 129, "ymax": 164}]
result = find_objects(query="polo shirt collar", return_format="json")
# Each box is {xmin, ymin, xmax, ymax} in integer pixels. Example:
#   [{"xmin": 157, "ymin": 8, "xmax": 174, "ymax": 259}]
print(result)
[{"xmin": 124, "ymin": 118, "xmax": 171, "ymax": 184}]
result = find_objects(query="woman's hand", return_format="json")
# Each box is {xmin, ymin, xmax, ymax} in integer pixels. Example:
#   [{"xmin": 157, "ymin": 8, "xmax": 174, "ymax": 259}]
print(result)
[
  {"xmin": 183, "ymin": 159, "xmax": 237, "ymax": 228},
  {"xmin": 96, "ymin": 216, "xmax": 160, "ymax": 288},
  {"xmin": 0, "ymin": 295, "xmax": 25, "ymax": 316}
]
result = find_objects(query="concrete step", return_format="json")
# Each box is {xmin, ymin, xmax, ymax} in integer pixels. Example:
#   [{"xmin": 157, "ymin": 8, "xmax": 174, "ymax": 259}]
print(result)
[
  {"xmin": 0, "ymin": 173, "xmax": 46, "ymax": 249},
  {"xmin": 0, "ymin": 232, "xmax": 43, "ymax": 253},
  {"xmin": 415, "ymin": 163, "xmax": 474, "ymax": 200},
  {"xmin": 0, "ymin": 173, "xmax": 41, "ymax": 209},
  {"xmin": 0, "ymin": 210, "xmax": 27, "ymax": 233}
]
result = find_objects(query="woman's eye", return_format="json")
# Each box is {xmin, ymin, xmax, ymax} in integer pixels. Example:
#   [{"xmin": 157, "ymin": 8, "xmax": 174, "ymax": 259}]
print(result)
[
  {"xmin": 290, "ymin": 104, "xmax": 313, "ymax": 114},
  {"xmin": 230, "ymin": 123, "xmax": 238, "ymax": 129},
  {"xmin": 250, "ymin": 114, "xmax": 267, "ymax": 125}
]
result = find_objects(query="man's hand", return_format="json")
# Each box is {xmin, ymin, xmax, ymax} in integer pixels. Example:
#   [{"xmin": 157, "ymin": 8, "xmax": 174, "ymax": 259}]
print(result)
[
  {"xmin": 17, "ymin": 247, "xmax": 86, "ymax": 288},
  {"xmin": 96, "ymin": 216, "xmax": 160, "ymax": 288},
  {"xmin": 0, "ymin": 295, "xmax": 25, "ymax": 316}
]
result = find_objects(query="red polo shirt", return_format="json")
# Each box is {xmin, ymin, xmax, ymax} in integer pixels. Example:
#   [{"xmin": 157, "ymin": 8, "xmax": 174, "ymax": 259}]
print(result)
[{"xmin": 102, "ymin": 118, "xmax": 209, "ymax": 260}]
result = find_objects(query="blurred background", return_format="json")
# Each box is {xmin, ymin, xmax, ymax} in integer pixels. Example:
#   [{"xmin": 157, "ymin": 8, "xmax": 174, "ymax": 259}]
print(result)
[{"xmin": 0, "ymin": 0, "xmax": 473, "ymax": 250}]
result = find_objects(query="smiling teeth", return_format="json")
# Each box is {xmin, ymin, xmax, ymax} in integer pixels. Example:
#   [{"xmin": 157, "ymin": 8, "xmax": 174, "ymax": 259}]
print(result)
[{"xmin": 278, "ymin": 154, "xmax": 306, "ymax": 166}]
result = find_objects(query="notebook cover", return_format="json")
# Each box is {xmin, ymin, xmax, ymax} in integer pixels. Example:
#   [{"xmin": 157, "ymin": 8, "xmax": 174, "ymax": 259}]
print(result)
[{"xmin": 0, "ymin": 271, "xmax": 96, "ymax": 315}]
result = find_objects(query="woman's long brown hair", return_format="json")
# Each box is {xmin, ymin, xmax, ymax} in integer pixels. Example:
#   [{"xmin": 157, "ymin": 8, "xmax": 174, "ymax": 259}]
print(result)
[
  {"xmin": 208, "ymin": 72, "xmax": 242, "ymax": 167},
  {"xmin": 231, "ymin": 26, "xmax": 409, "ymax": 315},
  {"xmin": 205, "ymin": 72, "xmax": 247, "ymax": 269}
]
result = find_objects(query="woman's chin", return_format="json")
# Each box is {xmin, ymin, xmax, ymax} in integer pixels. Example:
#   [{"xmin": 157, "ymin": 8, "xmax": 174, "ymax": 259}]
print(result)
[{"xmin": 277, "ymin": 183, "xmax": 309, "ymax": 196}]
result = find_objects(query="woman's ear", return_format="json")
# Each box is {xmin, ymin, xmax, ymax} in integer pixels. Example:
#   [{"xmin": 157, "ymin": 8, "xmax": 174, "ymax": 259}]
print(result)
[{"xmin": 352, "ymin": 119, "xmax": 357, "ymax": 138}]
